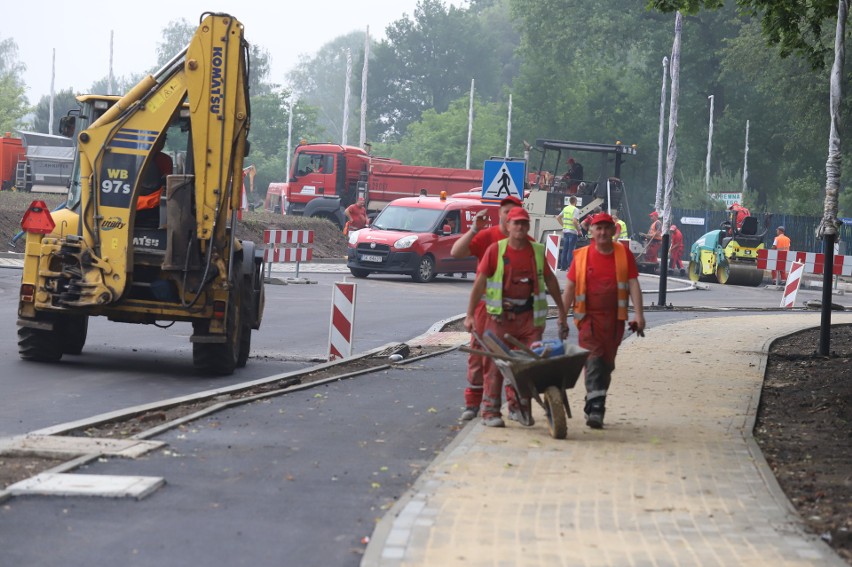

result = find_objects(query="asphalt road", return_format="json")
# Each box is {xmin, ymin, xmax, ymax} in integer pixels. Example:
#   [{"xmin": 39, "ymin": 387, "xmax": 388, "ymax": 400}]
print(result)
[{"xmin": 0, "ymin": 266, "xmax": 844, "ymax": 566}]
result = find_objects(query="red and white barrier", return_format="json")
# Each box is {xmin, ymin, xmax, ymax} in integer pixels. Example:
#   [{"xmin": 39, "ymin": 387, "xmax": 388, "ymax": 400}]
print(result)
[
  {"xmin": 328, "ymin": 282, "xmax": 357, "ymax": 360},
  {"xmin": 546, "ymin": 234, "xmax": 559, "ymax": 273},
  {"xmin": 264, "ymin": 230, "xmax": 313, "ymax": 278},
  {"xmin": 781, "ymin": 261, "xmax": 805, "ymax": 308},
  {"xmin": 757, "ymin": 249, "xmax": 852, "ymax": 276}
]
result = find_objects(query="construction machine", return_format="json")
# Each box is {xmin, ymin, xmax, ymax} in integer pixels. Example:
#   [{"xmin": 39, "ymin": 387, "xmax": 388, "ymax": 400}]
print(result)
[
  {"xmin": 16, "ymin": 13, "xmax": 264, "ymax": 375},
  {"xmin": 687, "ymin": 210, "xmax": 767, "ymax": 286}
]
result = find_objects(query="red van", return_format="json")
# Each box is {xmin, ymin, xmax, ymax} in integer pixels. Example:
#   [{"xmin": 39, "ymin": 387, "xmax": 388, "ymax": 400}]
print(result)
[{"xmin": 346, "ymin": 194, "xmax": 498, "ymax": 282}]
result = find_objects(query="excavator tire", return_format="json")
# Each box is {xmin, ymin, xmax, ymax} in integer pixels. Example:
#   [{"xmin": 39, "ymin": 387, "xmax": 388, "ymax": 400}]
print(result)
[
  {"xmin": 237, "ymin": 278, "xmax": 253, "ymax": 368},
  {"xmin": 58, "ymin": 314, "xmax": 88, "ymax": 355},
  {"xmin": 18, "ymin": 322, "xmax": 64, "ymax": 362},
  {"xmin": 193, "ymin": 289, "xmax": 242, "ymax": 376}
]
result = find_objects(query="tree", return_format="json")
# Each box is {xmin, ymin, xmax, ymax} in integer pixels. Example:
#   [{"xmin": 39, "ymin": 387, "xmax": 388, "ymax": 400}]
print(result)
[
  {"xmin": 30, "ymin": 89, "xmax": 80, "ymax": 134},
  {"xmin": 286, "ymin": 31, "xmax": 367, "ymax": 144},
  {"xmin": 367, "ymin": 0, "xmax": 502, "ymax": 141},
  {"xmin": 648, "ymin": 0, "xmax": 841, "ymax": 68},
  {"xmin": 374, "ymin": 96, "xmax": 509, "ymax": 168},
  {"xmin": 155, "ymin": 18, "xmax": 274, "ymax": 96},
  {"xmin": 0, "ymin": 36, "xmax": 30, "ymax": 132}
]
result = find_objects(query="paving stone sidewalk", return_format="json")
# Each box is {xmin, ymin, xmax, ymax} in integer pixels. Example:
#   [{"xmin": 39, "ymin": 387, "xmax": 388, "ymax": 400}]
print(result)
[{"xmin": 364, "ymin": 313, "xmax": 851, "ymax": 567}]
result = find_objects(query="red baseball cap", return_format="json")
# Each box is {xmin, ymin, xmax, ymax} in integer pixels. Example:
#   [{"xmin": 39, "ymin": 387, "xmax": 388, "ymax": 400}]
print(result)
[
  {"xmin": 506, "ymin": 207, "xmax": 530, "ymax": 223},
  {"xmin": 590, "ymin": 212, "xmax": 615, "ymax": 225},
  {"xmin": 499, "ymin": 195, "xmax": 523, "ymax": 207},
  {"xmin": 649, "ymin": 211, "xmax": 659, "ymax": 219}
]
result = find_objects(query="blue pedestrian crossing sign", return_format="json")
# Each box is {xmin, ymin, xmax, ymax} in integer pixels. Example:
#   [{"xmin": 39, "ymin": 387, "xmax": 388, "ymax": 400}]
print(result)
[{"xmin": 481, "ymin": 160, "xmax": 524, "ymax": 203}]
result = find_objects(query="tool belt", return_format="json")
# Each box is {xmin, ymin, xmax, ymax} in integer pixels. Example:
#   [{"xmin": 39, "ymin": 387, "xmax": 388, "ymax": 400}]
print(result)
[{"xmin": 502, "ymin": 297, "xmax": 533, "ymax": 314}]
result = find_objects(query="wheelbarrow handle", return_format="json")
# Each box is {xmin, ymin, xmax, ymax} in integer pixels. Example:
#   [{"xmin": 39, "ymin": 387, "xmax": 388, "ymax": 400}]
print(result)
[
  {"xmin": 502, "ymin": 334, "xmax": 542, "ymax": 359},
  {"xmin": 459, "ymin": 345, "xmax": 519, "ymax": 362}
]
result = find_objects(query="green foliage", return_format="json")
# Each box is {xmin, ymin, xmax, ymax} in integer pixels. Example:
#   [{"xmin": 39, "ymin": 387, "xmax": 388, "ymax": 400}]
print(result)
[
  {"xmin": 366, "ymin": 0, "xmax": 508, "ymax": 141},
  {"xmin": 373, "ymin": 96, "xmax": 509, "ymax": 168},
  {"xmin": 674, "ymin": 168, "xmax": 744, "ymax": 209},
  {"xmin": 247, "ymin": 91, "xmax": 323, "ymax": 197},
  {"xmin": 30, "ymin": 89, "xmax": 80, "ymax": 134},
  {"xmin": 768, "ymin": 168, "xmax": 826, "ymax": 216},
  {"xmin": 0, "ymin": 36, "xmax": 29, "ymax": 131}
]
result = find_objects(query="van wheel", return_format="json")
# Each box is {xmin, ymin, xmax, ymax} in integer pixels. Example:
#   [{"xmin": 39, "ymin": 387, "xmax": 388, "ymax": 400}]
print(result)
[
  {"xmin": 412, "ymin": 255, "xmax": 436, "ymax": 283},
  {"xmin": 350, "ymin": 268, "xmax": 370, "ymax": 278}
]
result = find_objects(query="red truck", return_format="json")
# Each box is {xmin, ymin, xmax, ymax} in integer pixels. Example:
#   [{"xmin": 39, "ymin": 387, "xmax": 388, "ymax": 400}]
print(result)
[{"xmin": 278, "ymin": 143, "xmax": 483, "ymax": 227}]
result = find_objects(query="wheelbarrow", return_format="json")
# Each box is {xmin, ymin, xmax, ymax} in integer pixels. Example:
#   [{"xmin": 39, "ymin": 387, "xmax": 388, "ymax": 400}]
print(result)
[{"xmin": 461, "ymin": 331, "xmax": 589, "ymax": 439}]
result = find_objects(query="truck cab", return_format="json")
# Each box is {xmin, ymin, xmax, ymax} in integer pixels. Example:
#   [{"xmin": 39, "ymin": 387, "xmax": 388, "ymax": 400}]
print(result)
[{"xmin": 346, "ymin": 194, "xmax": 498, "ymax": 282}]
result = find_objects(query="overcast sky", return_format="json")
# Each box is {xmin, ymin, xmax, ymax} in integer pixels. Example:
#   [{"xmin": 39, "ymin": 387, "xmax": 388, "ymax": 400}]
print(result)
[{"xmin": 3, "ymin": 1, "xmax": 446, "ymax": 103}]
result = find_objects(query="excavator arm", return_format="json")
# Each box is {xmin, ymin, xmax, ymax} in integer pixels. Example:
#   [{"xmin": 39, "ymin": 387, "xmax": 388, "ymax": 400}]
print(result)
[{"xmin": 67, "ymin": 12, "xmax": 249, "ymax": 305}]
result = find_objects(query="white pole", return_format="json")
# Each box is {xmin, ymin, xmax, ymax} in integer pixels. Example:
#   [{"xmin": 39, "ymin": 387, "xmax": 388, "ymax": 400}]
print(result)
[
  {"xmin": 286, "ymin": 97, "xmax": 295, "ymax": 178},
  {"xmin": 48, "ymin": 49, "xmax": 55, "ymax": 135},
  {"xmin": 109, "ymin": 31, "xmax": 115, "ymax": 94},
  {"xmin": 505, "ymin": 94, "xmax": 512, "ymax": 158},
  {"xmin": 664, "ymin": 13, "xmax": 683, "ymax": 235},
  {"xmin": 705, "ymin": 94, "xmax": 714, "ymax": 191},
  {"xmin": 466, "ymin": 79, "xmax": 474, "ymax": 170},
  {"xmin": 655, "ymin": 56, "xmax": 669, "ymax": 214},
  {"xmin": 342, "ymin": 49, "xmax": 352, "ymax": 146},
  {"xmin": 359, "ymin": 27, "xmax": 370, "ymax": 149},
  {"xmin": 743, "ymin": 119, "xmax": 750, "ymax": 193}
]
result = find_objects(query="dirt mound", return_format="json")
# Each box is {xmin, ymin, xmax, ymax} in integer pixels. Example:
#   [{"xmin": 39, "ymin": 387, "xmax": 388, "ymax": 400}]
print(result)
[{"xmin": 1, "ymin": 192, "xmax": 348, "ymax": 259}]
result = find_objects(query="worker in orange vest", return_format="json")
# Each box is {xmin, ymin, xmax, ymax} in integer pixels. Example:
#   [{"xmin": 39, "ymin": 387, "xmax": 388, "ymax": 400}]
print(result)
[
  {"xmin": 136, "ymin": 136, "xmax": 173, "ymax": 227},
  {"xmin": 771, "ymin": 225, "xmax": 791, "ymax": 284},
  {"xmin": 562, "ymin": 212, "xmax": 645, "ymax": 429}
]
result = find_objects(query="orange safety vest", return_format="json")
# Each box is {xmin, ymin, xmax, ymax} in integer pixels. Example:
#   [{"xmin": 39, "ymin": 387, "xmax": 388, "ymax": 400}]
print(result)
[
  {"xmin": 572, "ymin": 242, "xmax": 630, "ymax": 327},
  {"xmin": 136, "ymin": 189, "xmax": 162, "ymax": 210}
]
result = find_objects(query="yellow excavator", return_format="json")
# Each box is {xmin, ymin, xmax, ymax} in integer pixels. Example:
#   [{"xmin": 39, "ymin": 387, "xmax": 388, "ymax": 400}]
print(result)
[{"xmin": 16, "ymin": 13, "xmax": 264, "ymax": 375}]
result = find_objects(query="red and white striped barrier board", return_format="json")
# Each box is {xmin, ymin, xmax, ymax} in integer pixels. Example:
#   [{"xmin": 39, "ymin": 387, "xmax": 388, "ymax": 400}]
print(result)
[
  {"xmin": 263, "ymin": 230, "xmax": 314, "ymax": 263},
  {"xmin": 264, "ymin": 248, "xmax": 312, "ymax": 263},
  {"xmin": 757, "ymin": 249, "xmax": 852, "ymax": 276},
  {"xmin": 264, "ymin": 230, "xmax": 314, "ymax": 245},
  {"xmin": 328, "ymin": 282, "xmax": 357, "ymax": 360},
  {"xmin": 546, "ymin": 234, "xmax": 559, "ymax": 273},
  {"xmin": 781, "ymin": 261, "xmax": 805, "ymax": 308}
]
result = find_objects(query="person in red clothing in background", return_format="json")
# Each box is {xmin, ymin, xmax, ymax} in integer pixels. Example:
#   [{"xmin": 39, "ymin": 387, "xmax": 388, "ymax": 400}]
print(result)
[
  {"xmin": 669, "ymin": 224, "xmax": 685, "ymax": 276},
  {"xmin": 562, "ymin": 213, "xmax": 645, "ymax": 429},
  {"xmin": 343, "ymin": 197, "xmax": 368, "ymax": 235},
  {"xmin": 642, "ymin": 211, "xmax": 662, "ymax": 264},
  {"xmin": 451, "ymin": 195, "xmax": 526, "ymax": 421},
  {"xmin": 463, "ymin": 207, "xmax": 567, "ymax": 427},
  {"xmin": 729, "ymin": 202, "xmax": 750, "ymax": 229}
]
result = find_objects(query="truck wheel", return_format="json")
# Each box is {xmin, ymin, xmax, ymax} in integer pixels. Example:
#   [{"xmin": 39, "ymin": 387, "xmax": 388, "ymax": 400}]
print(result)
[
  {"xmin": 411, "ymin": 255, "xmax": 436, "ymax": 283},
  {"xmin": 58, "ymin": 315, "xmax": 88, "ymax": 355},
  {"xmin": 350, "ymin": 268, "xmax": 370, "ymax": 278},
  {"xmin": 18, "ymin": 323, "xmax": 64, "ymax": 362},
  {"xmin": 543, "ymin": 386, "xmax": 568, "ymax": 439}
]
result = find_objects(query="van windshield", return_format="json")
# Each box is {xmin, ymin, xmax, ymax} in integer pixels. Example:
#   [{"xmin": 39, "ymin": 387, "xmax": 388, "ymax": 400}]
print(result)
[{"xmin": 372, "ymin": 205, "xmax": 443, "ymax": 232}]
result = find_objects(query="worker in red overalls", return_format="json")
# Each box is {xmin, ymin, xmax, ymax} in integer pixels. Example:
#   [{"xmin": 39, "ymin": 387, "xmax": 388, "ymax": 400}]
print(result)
[
  {"xmin": 729, "ymin": 202, "xmax": 750, "ymax": 229},
  {"xmin": 451, "ymin": 195, "xmax": 525, "ymax": 421},
  {"xmin": 669, "ymin": 224, "xmax": 684, "ymax": 275},
  {"xmin": 643, "ymin": 211, "xmax": 662, "ymax": 264},
  {"xmin": 463, "ymin": 207, "xmax": 567, "ymax": 427},
  {"xmin": 562, "ymin": 212, "xmax": 645, "ymax": 429}
]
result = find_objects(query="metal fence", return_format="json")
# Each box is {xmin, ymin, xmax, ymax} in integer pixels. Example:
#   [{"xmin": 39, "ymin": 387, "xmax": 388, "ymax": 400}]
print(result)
[{"xmin": 660, "ymin": 209, "xmax": 842, "ymax": 255}]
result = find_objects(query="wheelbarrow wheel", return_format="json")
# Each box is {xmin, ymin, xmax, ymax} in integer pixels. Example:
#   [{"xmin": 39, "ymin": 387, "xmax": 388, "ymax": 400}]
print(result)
[{"xmin": 543, "ymin": 386, "xmax": 568, "ymax": 439}]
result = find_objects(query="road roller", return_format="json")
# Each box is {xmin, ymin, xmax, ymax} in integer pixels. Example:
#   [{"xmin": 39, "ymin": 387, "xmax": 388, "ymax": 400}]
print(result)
[{"xmin": 688, "ymin": 212, "xmax": 767, "ymax": 287}]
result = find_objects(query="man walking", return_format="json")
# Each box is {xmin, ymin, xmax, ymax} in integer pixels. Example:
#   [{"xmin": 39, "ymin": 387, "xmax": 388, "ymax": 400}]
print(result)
[
  {"xmin": 555, "ymin": 196, "xmax": 580, "ymax": 270},
  {"xmin": 451, "ymin": 196, "xmax": 525, "ymax": 421},
  {"xmin": 562, "ymin": 213, "xmax": 645, "ymax": 429},
  {"xmin": 464, "ymin": 207, "xmax": 567, "ymax": 427},
  {"xmin": 771, "ymin": 226, "xmax": 791, "ymax": 284}
]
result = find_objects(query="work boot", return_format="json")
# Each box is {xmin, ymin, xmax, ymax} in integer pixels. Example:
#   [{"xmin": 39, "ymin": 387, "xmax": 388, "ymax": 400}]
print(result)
[
  {"xmin": 460, "ymin": 406, "xmax": 479, "ymax": 421},
  {"xmin": 508, "ymin": 408, "xmax": 534, "ymax": 426},
  {"xmin": 482, "ymin": 416, "xmax": 505, "ymax": 428},
  {"xmin": 584, "ymin": 398, "xmax": 605, "ymax": 429}
]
